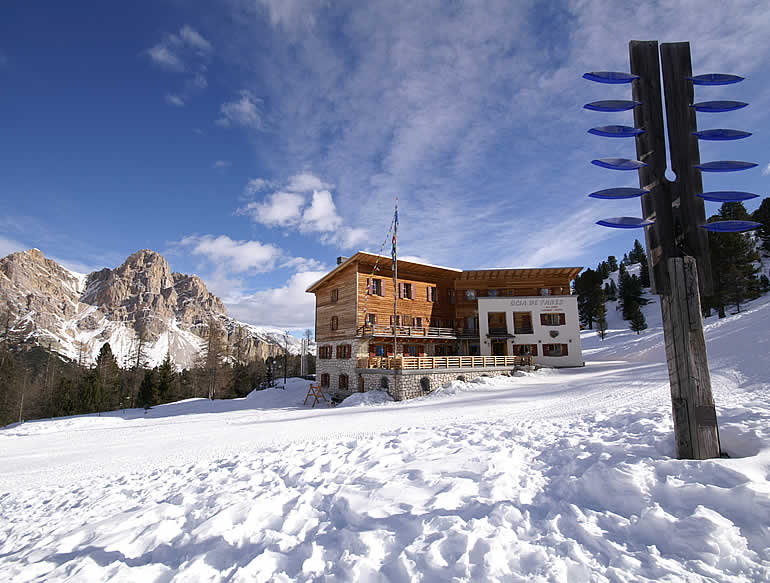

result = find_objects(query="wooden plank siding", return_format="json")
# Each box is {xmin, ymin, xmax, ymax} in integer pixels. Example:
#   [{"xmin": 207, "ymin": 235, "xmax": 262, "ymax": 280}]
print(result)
[
  {"xmin": 356, "ymin": 260, "xmax": 456, "ymax": 333},
  {"xmin": 314, "ymin": 262, "xmax": 359, "ymax": 342}
]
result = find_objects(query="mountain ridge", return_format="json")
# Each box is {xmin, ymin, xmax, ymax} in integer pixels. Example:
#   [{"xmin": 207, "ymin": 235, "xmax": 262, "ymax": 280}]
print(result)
[{"xmin": 0, "ymin": 248, "xmax": 306, "ymax": 368}]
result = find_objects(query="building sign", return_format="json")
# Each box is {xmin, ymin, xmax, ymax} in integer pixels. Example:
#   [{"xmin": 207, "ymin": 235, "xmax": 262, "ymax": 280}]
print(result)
[{"xmin": 509, "ymin": 298, "xmax": 566, "ymax": 308}]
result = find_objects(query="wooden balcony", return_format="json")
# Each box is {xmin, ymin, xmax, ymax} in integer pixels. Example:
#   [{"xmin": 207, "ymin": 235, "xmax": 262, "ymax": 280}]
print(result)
[
  {"xmin": 357, "ymin": 355, "xmax": 533, "ymax": 370},
  {"xmin": 358, "ymin": 325, "xmax": 459, "ymax": 338}
]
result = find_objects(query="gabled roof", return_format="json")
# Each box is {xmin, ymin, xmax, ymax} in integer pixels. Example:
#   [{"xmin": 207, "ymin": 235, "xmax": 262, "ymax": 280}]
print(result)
[{"xmin": 305, "ymin": 252, "xmax": 582, "ymax": 293}]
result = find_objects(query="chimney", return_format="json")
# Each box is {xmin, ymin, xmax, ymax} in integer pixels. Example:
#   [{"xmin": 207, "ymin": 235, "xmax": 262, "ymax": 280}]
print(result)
[{"xmin": 336, "ymin": 256, "xmax": 348, "ymax": 265}]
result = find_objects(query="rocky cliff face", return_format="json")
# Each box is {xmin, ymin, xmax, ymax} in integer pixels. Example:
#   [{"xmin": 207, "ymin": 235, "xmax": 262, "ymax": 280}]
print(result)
[{"xmin": 0, "ymin": 249, "xmax": 303, "ymax": 368}]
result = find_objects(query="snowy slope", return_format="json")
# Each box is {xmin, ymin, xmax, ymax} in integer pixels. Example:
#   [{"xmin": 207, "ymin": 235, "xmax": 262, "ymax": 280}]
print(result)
[{"xmin": 1, "ymin": 296, "xmax": 769, "ymax": 581}]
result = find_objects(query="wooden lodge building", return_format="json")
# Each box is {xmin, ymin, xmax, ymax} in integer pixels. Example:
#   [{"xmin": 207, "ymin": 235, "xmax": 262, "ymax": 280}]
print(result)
[{"xmin": 306, "ymin": 252, "xmax": 584, "ymax": 401}]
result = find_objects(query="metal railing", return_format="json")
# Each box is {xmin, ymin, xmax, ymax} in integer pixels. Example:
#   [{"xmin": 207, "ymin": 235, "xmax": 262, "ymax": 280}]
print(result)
[{"xmin": 357, "ymin": 355, "xmax": 533, "ymax": 370}]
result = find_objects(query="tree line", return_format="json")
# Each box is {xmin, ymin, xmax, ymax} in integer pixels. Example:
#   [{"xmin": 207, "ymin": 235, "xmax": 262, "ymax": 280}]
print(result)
[
  {"xmin": 574, "ymin": 198, "xmax": 770, "ymax": 338},
  {"xmin": 0, "ymin": 317, "xmax": 315, "ymax": 426}
]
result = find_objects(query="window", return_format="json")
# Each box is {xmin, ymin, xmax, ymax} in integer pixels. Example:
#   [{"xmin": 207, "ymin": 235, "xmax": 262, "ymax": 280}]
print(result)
[
  {"xmin": 330, "ymin": 316, "xmax": 338, "ymax": 331},
  {"xmin": 320, "ymin": 373, "xmax": 330, "ymax": 387},
  {"xmin": 318, "ymin": 346, "xmax": 333, "ymax": 359},
  {"xmin": 336, "ymin": 344, "xmax": 352, "ymax": 359},
  {"xmin": 339, "ymin": 374, "xmax": 349, "ymax": 390},
  {"xmin": 401, "ymin": 314, "xmax": 412, "ymax": 326},
  {"xmin": 430, "ymin": 317, "xmax": 441, "ymax": 328},
  {"xmin": 543, "ymin": 344, "xmax": 569, "ymax": 357},
  {"xmin": 513, "ymin": 344, "xmax": 538, "ymax": 357},
  {"xmin": 398, "ymin": 282, "xmax": 413, "ymax": 299},
  {"xmin": 427, "ymin": 286, "xmax": 438, "ymax": 302},
  {"xmin": 513, "ymin": 312, "xmax": 533, "ymax": 334},
  {"xmin": 380, "ymin": 376, "xmax": 389, "ymax": 389},
  {"xmin": 367, "ymin": 278, "xmax": 383, "ymax": 296},
  {"xmin": 464, "ymin": 289, "xmax": 477, "ymax": 301},
  {"xmin": 414, "ymin": 317, "xmax": 423, "ymax": 328},
  {"xmin": 372, "ymin": 344, "xmax": 386, "ymax": 357},
  {"xmin": 488, "ymin": 289, "xmax": 499, "ymax": 297},
  {"xmin": 330, "ymin": 288, "xmax": 339, "ymax": 303},
  {"xmin": 406, "ymin": 345, "xmax": 420, "ymax": 356},
  {"xmin": 540, "ymin": 288, "xmax": 551, "ymax": 296},
  {"xmin": 366, "ymin": 313, "xmax": 377, "ymax": 326},
  {"xmin": 540, "ymin": 313, "xmax": 566, "ymax": 326},
  {"xmin": 390, "ymin": 314, "xmax": 401, "ymax": 326},
  {"xmin": 448, "ymin": 289, "xmax": 456, "ymax": 304}
]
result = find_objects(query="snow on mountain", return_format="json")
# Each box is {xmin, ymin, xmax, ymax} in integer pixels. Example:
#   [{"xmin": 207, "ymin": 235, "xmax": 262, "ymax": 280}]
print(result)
[
  {"xmin": 0, "ymin": 249, "xmax": 305, "ymax": 369},
  {"xmin": 1, "ymin": 291, "xmax": 769, "ymax": 581}
]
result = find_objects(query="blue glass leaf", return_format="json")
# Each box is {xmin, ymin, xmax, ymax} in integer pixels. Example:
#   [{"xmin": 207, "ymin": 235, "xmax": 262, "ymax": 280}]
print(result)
[
  {"xmin": 692, "ymin": 129, "xmax": 751, "ymax": 141},
  {"xmin": 592, "ymin": 158, "xmax": 648, "ymax": 171},
  {"xmin": 688, "ymin": 74, "xmax": 744, "ymax": 86},
  {"xmin": 691, "ymin": 101, "xmax": 748, "ymax": 113},
  {"xmin": 695, "ymin": 161, "xmax": 757, "ymax": 172},
  {"xmin": 701, "ymin": 220, "xmax": 760, "ymax": 233},
  {"xmin": 584, "ymin": 100, "xmax": 642, "ymax": 112},
  {"xmin": 698, "ymin": 191, "xmax": 759, "ymax": 203},
  {"xmin": 583, "ymin": 71, "xmax": 640, "ymax": 84},
  {"xmin": 597, "ymin": 217, "xmax": 654, "ymax": 229},
  {"xmin": 588, "ymin": 125, "xmax": 645, "ymax": 138},
  {"xmin": 589, "ymin": 187, "xmax": 649, "ymax": 199}
]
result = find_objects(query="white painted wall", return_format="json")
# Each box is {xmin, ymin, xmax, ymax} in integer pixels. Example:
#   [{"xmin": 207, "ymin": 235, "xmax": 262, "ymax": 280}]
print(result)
[{"xmin": 478, "ymin": 296, "xmax": 584, "ymax": 367}]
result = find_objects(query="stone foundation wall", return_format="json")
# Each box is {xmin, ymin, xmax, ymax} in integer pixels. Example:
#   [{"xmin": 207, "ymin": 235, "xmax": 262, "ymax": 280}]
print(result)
[
  {"xmin": 359, "ymin": 366, "xmax": 529, "ymax": 401},
  {"xmin": 316, "ymin": 338, "xmax": 369, "ymax": 400}
]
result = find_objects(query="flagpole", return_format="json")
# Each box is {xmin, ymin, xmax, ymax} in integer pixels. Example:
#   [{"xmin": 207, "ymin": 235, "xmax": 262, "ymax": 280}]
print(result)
[{"xmin": 392, "ymin": 200, "xmax": 398, "ymax": 365}]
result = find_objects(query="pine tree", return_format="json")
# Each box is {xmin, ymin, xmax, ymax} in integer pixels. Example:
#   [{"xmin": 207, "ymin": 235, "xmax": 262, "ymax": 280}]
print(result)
[
  {"xmin": 597, "ymin": 261, "xmax": 610, "ymax": 280},
  {"xmin": 639, "ymin": 256, "xmax": 650, "ymax": 288},
  {"xmin": 628, "ymin": 239, "xmax": 646, "ymax": 264},
  {"xmin": 619, "ymin": 262, "xmax": 627, "ymax": 276},
  {"xmin": 752, "ymin": 197, "xmax": 770, "ymax": 256},
  {"xmin": 760, "ymin": 274, "xmax": 770, "ymax": 293},
  {"xmin": 137, "ymin": 369, "xmax": 157, "ymax": 409},
  {"xmin": 596, "ymin": 291, "xmax": 608, "ymax": 340},
  {"xmin": 622, "ymin": 253, "xmax": 630, "ymax": 266},
  {"xmin": 618, "ymin": 271, "xmax": 647, "ymax": 320},
  {"xmin": 607, "ymin": 255, "xmax": 618, "ymax": 272},
  {"xmin": 95, "ymin": 343, "xmax": 121, "ymax": 410},
  {"xmin": 574, "ymin": 268, "xmax": 604, "ymax": 329},
  {"xmin": 156, "ymin": 352, "xmax": 177, "ymax": 403},
  {"xmin": 629, "ymin": 302, "xmax": 648, "ymax": 334},
  {"xmin": 707, "ymin": 202, "xmax": 761, "ymax": 316}
]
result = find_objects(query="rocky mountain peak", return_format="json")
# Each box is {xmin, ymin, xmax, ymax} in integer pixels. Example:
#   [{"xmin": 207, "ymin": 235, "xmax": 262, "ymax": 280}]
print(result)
[{"xmin": 0, "ymin": 248, "xmax": 298, "ymax": 369}]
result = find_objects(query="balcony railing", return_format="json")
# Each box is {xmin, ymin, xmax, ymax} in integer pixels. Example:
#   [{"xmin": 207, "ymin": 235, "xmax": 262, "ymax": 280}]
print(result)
[
  {"xmin": 357, "ymin": 355, "xmax": 533, "ymax": 370},
  {"xmin": 358, "ymin": 325, "xmax": 459, "ymax": 338}
]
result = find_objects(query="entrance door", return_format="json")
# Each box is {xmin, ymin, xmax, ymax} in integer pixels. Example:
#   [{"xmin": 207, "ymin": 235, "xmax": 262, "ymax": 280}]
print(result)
[{"xmin": 491, "ymin": 340, "xmax": 507, "ymax": 356}]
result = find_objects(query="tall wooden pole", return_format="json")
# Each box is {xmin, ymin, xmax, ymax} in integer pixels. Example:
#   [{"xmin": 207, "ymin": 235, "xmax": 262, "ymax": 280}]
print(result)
[{"xmin": 629, "ymin": 40, "xmax": 721, "ymax": 459}]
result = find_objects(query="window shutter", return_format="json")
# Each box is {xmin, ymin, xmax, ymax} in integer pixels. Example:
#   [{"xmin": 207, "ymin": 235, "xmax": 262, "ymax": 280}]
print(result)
[
  {"xmin": 559, "ymin": 313, "xmax": 566, "ymax": 325},
  {"xmin": 562, "ymin": 344, "xmax": 569, "ymax": 356},
  {"xmin": 398, "ymin": 282, "xmax": 404, "ymax": 298},
  {"xmin": 543, "ymin": 344, "xmax": 550, "ymax": 356}
]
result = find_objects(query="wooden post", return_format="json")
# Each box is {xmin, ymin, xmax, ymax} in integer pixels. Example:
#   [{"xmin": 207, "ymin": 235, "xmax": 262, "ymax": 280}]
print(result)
[{"xmin": 629, "ymin": 41, "xmax": 721, "ymax": 459}]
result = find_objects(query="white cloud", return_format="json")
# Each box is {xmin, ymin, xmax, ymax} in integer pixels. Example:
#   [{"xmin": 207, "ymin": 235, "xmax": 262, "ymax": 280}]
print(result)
[
  {"xmin": 217, "ymin": 90, "xmax": 262, "ymax": 128},
  {"xmin": 165, "ymin": 93, "xmax": 185, "ymax": 107},
  {"xmin": 178, "ymin": 235, "xmax": 282, "ymax": 273},
  {"xmin": 212, "ymin": 160, "xmax": 231, "ymax": 169},
  {"xmin": 147, "ymin": 45, "xmax": 184, "ymax": 70},
  {"xmin": 238, "ymin": 173, "xmax": 369, "ymax": 249},
  {"xmin": 179, "ymin": 25, "xmax": 212, "ymax": 55},
  {"xmin": 287, "ymin": 172, "xmax": 328, "ymax": 192},
  {"xmin": 245, "ymin": 178, "xmax": 270, "ymax": 195},
  {"xmin": 226, "ymin": 269, "xmax": 325, "ymax": 329},
  {"xmin": 762, "ymin": 163, "xmax": 770, "ymax": 176},
  {"xmin": 301, "ymin": 190, "xmax": 342, "ymax": 233},
  {"xmin": 241, "ymin": 191, "xmax": 305, "ymax": 227},
  {"xmin": 147, "ymin": 26, "xmax": 212, "ymax": 106}
]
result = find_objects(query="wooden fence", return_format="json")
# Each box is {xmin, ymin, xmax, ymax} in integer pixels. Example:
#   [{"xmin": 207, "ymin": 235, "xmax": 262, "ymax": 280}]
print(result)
[{"xmin": 357, "ymin": 355, "xmax": 533, "ymax": 370}]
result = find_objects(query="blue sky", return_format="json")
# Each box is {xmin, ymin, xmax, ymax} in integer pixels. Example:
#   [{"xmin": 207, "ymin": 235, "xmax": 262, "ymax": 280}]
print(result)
[{"xmin": 2, "ymin": 1, "xmax": 769, "ymax": 329}]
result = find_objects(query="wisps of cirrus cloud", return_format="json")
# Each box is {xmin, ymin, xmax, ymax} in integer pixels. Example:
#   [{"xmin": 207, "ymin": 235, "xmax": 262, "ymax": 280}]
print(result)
[
  {"xmin": 216, "ymin": 90, "xmax": 263, "ymax": 128},
  {"xmin": 762, "ymin": 163, "xmax": 770, "ymax": 176},
  {"xmin": 238, "ymin": 173, "xmax": 367, "ymax": 249},
  {"xmin": 146, "ymin": 25, "xmax": 212, "ymax": 107},
  {"xmin": 218, "ymin": 0, "xmax": 770, "ymax": 274}
]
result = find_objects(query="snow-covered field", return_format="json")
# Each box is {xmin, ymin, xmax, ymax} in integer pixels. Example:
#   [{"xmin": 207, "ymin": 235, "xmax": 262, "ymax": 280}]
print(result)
[{"xmin": 1, "ymin": 297, "xmax": 769, "ymax": 582}]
